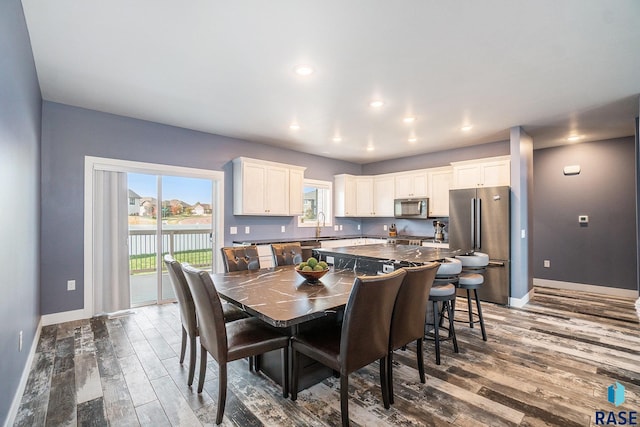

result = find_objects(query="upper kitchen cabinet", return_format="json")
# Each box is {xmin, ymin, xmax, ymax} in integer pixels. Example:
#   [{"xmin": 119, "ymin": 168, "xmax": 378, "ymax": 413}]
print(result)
[
  {"xmin": 394, "ymin": 170, "xmax": 428, "ymax": 198},
  {"xmin": 451, "ymin": 156, "xmax": 510, "ymax": 189},
  {"xmin": 233, "ymin": 157, "xmax": 306, "ymax": 216},
  {"xmin": 334, "ymin": 173, "xmax": 394, "ymax": 217},
  {"xmin": 427, "ymin": 167, "xmax": 453, "ymax": 217}
]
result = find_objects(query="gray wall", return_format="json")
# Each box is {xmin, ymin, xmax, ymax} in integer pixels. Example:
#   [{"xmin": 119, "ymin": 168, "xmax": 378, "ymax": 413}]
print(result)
[
  {"xmin": 533, "ymin": 137, "xmax": 637, "ymax": 290},
  {"xmin": 0, "ymin": 0, "xmax": 42, "ymax": 422},
  {"xmin": 40, "ymin": 102, "xmax": 362, "ymax": 315}
]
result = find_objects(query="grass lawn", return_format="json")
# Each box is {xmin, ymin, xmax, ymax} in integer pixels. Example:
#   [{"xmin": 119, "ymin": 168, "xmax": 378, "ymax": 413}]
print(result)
[{"xmin": 130, "ymin": 249, "xmax": 212, "ymax": 273}]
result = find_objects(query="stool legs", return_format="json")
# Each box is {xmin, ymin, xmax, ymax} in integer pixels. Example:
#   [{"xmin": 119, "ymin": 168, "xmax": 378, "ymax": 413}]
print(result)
[
  {"xmin": 466, "ymin": 289, "xmax": 474, "ymax": 328},
  {"xmin": 431, "ymin": 299, "xmax": 458, "ymax": 365},
  {"xmin": 473, "ymin": 289, "xmax": 487, "ymax": 341},
  {"xmin": 432, "ymin": 301, "xmax": 441, "ymax": 365}
]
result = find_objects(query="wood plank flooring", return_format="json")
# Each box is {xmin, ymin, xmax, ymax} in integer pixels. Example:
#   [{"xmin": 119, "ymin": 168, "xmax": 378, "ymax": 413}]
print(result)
[{"xmin": 13, "ymin": 287, "xmax": 640, "ymax": 426}]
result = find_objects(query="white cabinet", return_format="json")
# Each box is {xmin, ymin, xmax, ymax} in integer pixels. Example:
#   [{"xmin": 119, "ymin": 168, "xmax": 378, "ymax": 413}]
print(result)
[
  {"xmin": 427, "ymin": 167, "xmax": 453, "ymax": 217},
  {"xmin": 334, "ymin": 174, "xmax": 358, "ymax": 217},
  {"xmin": 394, "ymin": 170, "xmax": 428, "ymax": 198},
  {"xmin": 233, "ymin": 157, "xmax": 306, "ymax": 216},
  {"xmin": 452, "ymin": 156, "xmax": 510, "ymax": 189},
  {"xmin": 289, "ymin": 167, "xmax": 305, "ymax": 216},
  {"xmin": 335, "ymin": 174, "xmax": 394, "ymax": 217}
]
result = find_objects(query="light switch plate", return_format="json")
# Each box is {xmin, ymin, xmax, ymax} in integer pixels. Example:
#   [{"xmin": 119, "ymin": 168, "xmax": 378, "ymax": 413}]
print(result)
[
  {"xmin": 245, "ymin": 226, "xmax": 250, "ymax": 234},
  {"xmin": 230, "ymin": 226, "xmax": 237, "ymax": 235},
  {"xmin": 334, "ymin": 225, "xmax": 339, "ymax": 231},
  {"xmin": 67, "ymin": 280, "xmax": 76, "ymax": 291},
  {"xmin": 281, "ymin": 226, "xmax": 285, "ymax": 232}
]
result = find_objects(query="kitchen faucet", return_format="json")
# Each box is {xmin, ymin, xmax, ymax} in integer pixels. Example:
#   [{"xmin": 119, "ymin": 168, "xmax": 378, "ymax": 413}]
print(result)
[{"xmin": 316, "ymin": 211, "xmax": 326, "ymax": 239}]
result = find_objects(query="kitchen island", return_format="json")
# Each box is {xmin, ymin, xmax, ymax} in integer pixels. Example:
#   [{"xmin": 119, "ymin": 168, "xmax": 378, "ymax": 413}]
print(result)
[{"xmin": 314, "ymin": 243, "xmax": 469, "ymax": 275}]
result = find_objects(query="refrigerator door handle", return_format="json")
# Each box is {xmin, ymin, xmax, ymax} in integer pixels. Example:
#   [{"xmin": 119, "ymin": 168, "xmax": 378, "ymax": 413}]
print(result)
[
  {"xmin": 476, "ymin": 198, "xmax": 481, "ymax": 250},
  {"xmin": 470, "ymin": 198, "xmax": 476, "ymax": 248}
]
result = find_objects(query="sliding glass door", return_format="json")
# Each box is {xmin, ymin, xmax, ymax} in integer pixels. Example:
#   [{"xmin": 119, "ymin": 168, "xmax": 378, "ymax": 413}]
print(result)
[{"xmin": 128, "ymin": 173, "xmax": 214, "ymax": 306}]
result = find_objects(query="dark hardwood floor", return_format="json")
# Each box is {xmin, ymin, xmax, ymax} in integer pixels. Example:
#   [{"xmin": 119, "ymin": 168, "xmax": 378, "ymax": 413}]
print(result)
[{"xmin": 13, "ymin": 287, "xmax": 639, "ymax": 426}]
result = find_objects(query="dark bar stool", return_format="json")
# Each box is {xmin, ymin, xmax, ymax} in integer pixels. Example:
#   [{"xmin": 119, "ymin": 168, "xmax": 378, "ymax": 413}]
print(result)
[
  {"xmin": 456, "ymin": 252, "xmax": 489, "ymax": 341},
  {"xmin": 426, "ymin": 257, "xmax": 462, "ymax": 365}
]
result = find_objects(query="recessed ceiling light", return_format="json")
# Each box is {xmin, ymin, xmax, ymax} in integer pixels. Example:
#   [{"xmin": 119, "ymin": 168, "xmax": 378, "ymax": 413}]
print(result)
[
  {"xmin": 332, "ymin": 136, "xmax": 342, "ymax": 142},
  {"xmin": 403, "ymin": 117, "xmax": 416, "ymax": 123},
  {"xmin": 293, "ymin": 65, "xmax": 314, "ymax": 76},
  {"xmin": 289, "ymin": 123, "xmax": 300, "ymax": 130},
  {"xmin": 366, "ymin": 146, "xmax": 375, "ymax": 151},
  {"xmin": 567, "ymin": 135, "xmax": 582, "ymax": 142},
  {"xmin": 461, "ymin": 125, "xmax": 473, "ymax": 131},
  {"xmin": 408, "ymin": 137, "xmax": 417, "ymax": 143},
  {"xmin": 369, "ymin": 100, "xmax": 384, "ymax": 108}
]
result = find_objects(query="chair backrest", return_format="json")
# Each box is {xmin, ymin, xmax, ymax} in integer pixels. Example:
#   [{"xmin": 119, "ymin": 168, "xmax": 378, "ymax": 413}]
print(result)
[
  {"xmin": 456, "ymin": 252, "xmax": 489, "ymax": 270},
  {"xmin": 163, "ymin": 255, "xmax": 197, "ymax": 337},
  {"xmin": 339, "ymin": 269, "xmax": 406, "ymax": 375},
  {"xmin": 221, "ymin": 246, "xmax": 260, "ymax": 272},
  {"xmin": 182, "ymin": 264, "xmax": 228, "ymax": 363},
  {"xmin": 434, "ymin": 257, "xmax": 462, "ymax": 286},
  {"xmin": 389, "ymin": 262, "xmax": 439, "ymax": 351},
  {"xmin": 271, "ymin": 243, "xmax": 303, "ymax": 266}
]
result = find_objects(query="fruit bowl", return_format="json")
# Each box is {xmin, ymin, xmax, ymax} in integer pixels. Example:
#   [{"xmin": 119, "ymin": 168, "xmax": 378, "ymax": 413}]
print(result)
[{"xmin": 295, "ymin": 267, "xmax": 329, "ymax": 283}]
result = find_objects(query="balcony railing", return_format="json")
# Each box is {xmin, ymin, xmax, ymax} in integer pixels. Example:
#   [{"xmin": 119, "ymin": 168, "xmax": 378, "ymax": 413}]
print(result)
[{"xmin": 128, "ymin": 228, "xmax": 213, "ymax": 274}]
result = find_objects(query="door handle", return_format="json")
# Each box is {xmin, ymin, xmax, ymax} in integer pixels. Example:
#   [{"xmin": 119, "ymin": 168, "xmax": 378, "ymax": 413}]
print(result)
[
  {"xmin": 470, "ymin": 198, "xmax": 475, "ymax": 248},
  {"xmin": 476, "ymin": 198, "xmax": 481, "ymax": 250}
]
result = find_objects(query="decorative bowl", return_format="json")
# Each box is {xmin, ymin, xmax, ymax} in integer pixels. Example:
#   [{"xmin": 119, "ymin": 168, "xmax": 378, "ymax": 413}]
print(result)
[{"xmin": 295, "ymin": 267, "xmax": 329, "ymax": 283}]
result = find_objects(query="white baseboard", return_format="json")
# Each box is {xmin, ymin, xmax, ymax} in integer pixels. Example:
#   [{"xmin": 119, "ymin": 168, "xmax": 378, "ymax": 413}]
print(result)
[
  {"xmin": 509, "ymin": 289, "xmax": 533, "ymax": 308},
  {"xmin": 41, "ymin": 308, "xmax": 90, "ymax": 326},
  {"xmin": 4, "ymin": 318, "xmax": 42, "ymax": 427},
  {"xmin": 533, "ymin": 278, "xmax": 639, "ymax": 298}
]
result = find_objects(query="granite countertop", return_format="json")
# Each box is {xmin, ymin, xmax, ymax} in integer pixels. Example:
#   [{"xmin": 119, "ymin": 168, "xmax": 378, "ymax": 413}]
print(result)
[
  {"xmin": 232, "ymin": 234, "xmax": 438, "ymax": 245},
  {"xmin": 316, "ymin": 243, "xmax": 468, "ymax": 266}
]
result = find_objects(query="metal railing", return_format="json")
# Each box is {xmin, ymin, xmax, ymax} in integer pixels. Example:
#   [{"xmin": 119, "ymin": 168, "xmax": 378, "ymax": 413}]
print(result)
[{"xmin": 128, "ymin": 228, "xmax": 213, "ymax": 274}]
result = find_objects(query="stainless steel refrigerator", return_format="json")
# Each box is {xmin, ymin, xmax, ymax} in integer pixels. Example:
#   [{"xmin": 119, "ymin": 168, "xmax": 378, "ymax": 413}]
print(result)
[{"xmin": 448, "ymin": 186, "xmax": 510, "ymax": 305}]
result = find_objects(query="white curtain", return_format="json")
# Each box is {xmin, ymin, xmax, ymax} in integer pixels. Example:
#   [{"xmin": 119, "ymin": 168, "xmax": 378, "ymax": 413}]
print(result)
[{"xmin": 93, "ymin": 170, "xmax": 130, "ymax": 314}]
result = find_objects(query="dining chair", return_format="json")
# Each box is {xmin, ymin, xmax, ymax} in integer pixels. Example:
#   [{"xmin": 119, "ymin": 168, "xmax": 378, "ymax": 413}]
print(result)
[
  {"xmin": 182, "ymin": 264, "xmax": 290, "ymax": 425},
  {"xmin": 290, "ymin": 269, "xmax": 406, "ymax": 427},
  {"xmin": 220, "ymin": 246, "xmax": 261, "ymax": 272},
  {"xmin": 387, "ymin": 262, "xmax": 439, "ymax": 404},
  {"xmin": 270, "ymin": 242, "xmax": 303, "ymax": 266},
  {"xmin": 163, "ymin": 255, "xmax": 248, "ymax": 387}
]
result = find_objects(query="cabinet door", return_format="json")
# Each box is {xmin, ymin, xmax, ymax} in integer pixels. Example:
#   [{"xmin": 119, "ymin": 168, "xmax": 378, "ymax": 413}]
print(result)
[
  {"xmin": 481, "ymin": 160, "xmax": 510, "ymax": 187},
  {"xmin": 355, "ymin": 177, "xmax": 374, "ymax": 216},
  {"xmin": 428, "ymin": 169, "xmax": 452, "ymax": 217},
  {"xmin": 241, "ymin": 162, "xmax": 267, "ymax": 214},
  {"xmin": 265, "ymin": 165, "xmax": 289, "ymax": 215},
  {"xmin": 411, "ymin": 172, "xmax": 429, "ymax": 197},
  {"xmin": 289, "ymin": 168, "xmax": 304, "ymax": 215},
  {"xmin": 373, "ymin": 175, "xmax": 395, "ymax": 216},
  {"xmin": 394, "ymin": 173, "xmax": 413, "ymax": 198},
  {"xmin": 453, "ymin": 164, "xmax": 481, "ymax": 189}
]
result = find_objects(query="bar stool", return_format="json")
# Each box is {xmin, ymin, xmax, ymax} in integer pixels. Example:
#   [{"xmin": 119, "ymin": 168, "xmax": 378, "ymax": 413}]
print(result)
[
  {"xmin": 455, "ymin": 252, "xmax": 489, "ymax": 341},
  {"xmin": 426, "ymin": 257, "xmax": 461, "ymax": 365}
]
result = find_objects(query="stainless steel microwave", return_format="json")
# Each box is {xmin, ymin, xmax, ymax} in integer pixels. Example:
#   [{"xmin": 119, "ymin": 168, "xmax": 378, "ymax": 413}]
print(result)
[{"xmin": 394, "ymin": 198, "xmax": 429, "ymax": 219}]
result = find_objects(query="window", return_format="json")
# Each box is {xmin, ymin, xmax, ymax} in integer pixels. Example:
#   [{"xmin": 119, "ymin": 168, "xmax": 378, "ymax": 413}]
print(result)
[{"xmin": 298, "ymin": 179, "xmax": 332, "ymax": 227}]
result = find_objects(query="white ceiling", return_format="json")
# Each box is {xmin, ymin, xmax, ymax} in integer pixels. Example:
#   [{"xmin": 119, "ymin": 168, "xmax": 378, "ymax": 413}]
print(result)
[{"xmin": 21, "ymin": 0, "xmax": 640, "ymax": 164}]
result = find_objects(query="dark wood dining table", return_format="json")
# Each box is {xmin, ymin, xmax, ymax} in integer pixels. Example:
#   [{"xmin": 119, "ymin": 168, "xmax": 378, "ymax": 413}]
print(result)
[{"xmin": 210, "ymin": 265, "xmax": 359, "ymax": 328}]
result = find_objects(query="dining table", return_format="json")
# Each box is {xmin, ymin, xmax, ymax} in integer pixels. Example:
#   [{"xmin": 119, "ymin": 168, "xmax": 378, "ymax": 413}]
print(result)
[{"xmin": 210, "ymin": 265, "xmax": 363, "ymax": 391}]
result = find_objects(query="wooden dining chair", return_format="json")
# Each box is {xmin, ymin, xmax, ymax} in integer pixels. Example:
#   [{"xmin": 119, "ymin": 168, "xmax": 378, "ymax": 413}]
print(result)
[
  {"xmin": 220, "ymin": 246, "xmax": 261, "ymax": 272},
  {"xmin": 182, "ymin": 264, "xmax": 290, "ymax": 425},
  {"xmin": 163, "ymin": 255, "xmax": 248, "ymax": 387},
  {"xmin": 387, "ymin": 262, "xmax": 439, "ymax": 404},
  {"xmin": 290, "ymin": 269, "xmax": 406, "ymax": 427},
  {"xmin": 271, "ymin": 242, "xmax": 303, "ymax": 266}
]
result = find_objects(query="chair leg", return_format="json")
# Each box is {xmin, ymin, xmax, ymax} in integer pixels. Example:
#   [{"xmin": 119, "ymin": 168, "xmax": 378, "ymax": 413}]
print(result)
[
  {"xmin": 417, "ymin": 338, "xmax": 425, "ymax": 384},
  {"xmin": 380, "ymin": 357, "xmax": 390, "ymax": 409},
  {"xmin": 249, "ymin": 356, "xmax": 254, "ymax": 372},
  {"xmin": 446, "ymin": 300, "xmax": 459, "ymax": 354},
  {"xmin": 282, "ymin": 346, "xmax": 289, "ymax": 398},
  {"xmin": 291, "ymin": 349, "xmax": 299, "ymax": 401},
  {"xmin": 474, "ymin": 289, "xmax": 487, "ymax": 341},
  {"xmin": 340, "ymin": 375, "xmax": 349, "ymax": 427},
  {"xmin": 432, "ymin": 301, "xmax": 441, "ymax": 365},
  {"xmin": 197, "ymin": 345, "xmax": 207, "ymax": 393},
  {"xmin": 467, "ymin": 289, "xmax": 474, "ymax": 328},
  {"xmin": 188, "ymin": 335, "xmax": 197, "ymax": 387},
  {"xmin": 255, "ymin": 354, "xmax": 261, "ymax": 372},
  {"xmin": 180, "ymin": 327, "xmax": 187, "ymax": 364},
  {"xmin": 216, "ymin": 363, "xmax": 227, "ymax": 425},
  {"xmin": 388, "ymin": 351, "xmax": 395, "ymax": 405}
]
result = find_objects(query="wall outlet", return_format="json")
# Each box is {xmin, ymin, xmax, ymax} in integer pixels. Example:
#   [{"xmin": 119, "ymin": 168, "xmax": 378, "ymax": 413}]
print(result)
[
  {"xmin": 357, "ymin": 224, "xmax": 361, "ymax": 230},
  {"xmin": 544, "ymin": 260, "xmax": 550, "ymax": 268},
  {"xmin": 19, "ymin": 331, "xmax": 23, "ymax": 352},
  {"xmin": 281, "ymin": 225, "xmax": 285, "ymax": 232},
  {"xmin": 521, "ymin": 229, "xmax": 526, "ymax": 239},
  {"xmin": 384, "ymin": 225, "xmax": 388, "ymax": 231},
  {"xmin": 339, "ymin": 225, "xmax": 343, "ymax": 231},
  {"xmin": 230, "ymin": 226, "xmax": 237, "ymax": 235},
  {"xmin": 245, "ymin": 226, "xmax": 250, "ymax": 234},
  {"xmin": 67, "ymin": 280, "xmax": 76, "ymax": 291}
]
